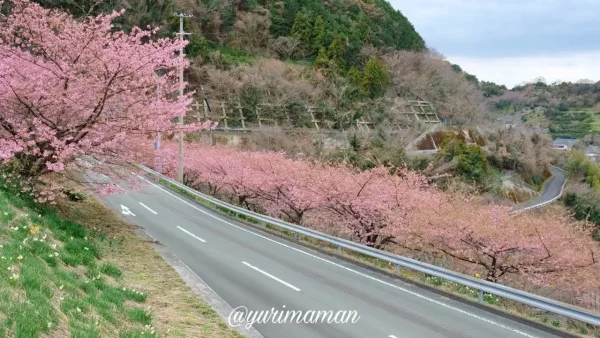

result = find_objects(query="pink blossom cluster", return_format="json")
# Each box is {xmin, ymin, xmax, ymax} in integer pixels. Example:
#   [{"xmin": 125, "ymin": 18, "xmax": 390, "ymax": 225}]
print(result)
[
  {"xmin": 0, "ymin": 0, "xmax": 211, "ymax": 190},
  {"xmin": 151, "ymin": 142, "xmax": 437, "ymax": 249}
]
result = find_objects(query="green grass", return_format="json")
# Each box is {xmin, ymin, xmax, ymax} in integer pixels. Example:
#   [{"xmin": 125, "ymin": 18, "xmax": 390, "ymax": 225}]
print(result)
[
  {"xmin": 209, "ymin": 44, "xmax": 256, "ymax": 66},
  {"xmin": 100, "ymin": 263, "xmax": 122, "ymax": 279},
  {"xmin": 0, "ymin": 190, "xmax": 154, "ymax": 337},
  {"xmin": 126, "ymin": 308, "xmax": 152, "ymax": 325}
]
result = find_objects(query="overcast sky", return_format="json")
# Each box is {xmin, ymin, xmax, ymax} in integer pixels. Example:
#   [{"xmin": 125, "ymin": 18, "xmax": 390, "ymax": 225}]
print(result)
[{"xmin": 391, "ymin": 0, "xmax": 600, "ymax": 88}]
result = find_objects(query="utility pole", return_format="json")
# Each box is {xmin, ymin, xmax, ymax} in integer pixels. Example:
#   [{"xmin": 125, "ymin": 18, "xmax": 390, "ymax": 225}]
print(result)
[
  {"xmin": 154, "ymin": 73, "xmax": 161, "ymax": 172},
  {"xmin": 174, "ymin": 12, "xmax": 193, "ymax": 183}
]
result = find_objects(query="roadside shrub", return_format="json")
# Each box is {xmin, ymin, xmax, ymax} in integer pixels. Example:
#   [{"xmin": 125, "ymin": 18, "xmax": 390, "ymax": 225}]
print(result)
[
  {"xmin": 564, "ymin": 193, "xmax": 600, "ymax": 237},
  {"xmin": 457, "ymin": 145, "xmax": 489, "ymax": 183}
]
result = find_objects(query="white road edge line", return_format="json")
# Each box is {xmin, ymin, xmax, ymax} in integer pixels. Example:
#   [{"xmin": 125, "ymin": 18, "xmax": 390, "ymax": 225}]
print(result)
[
  {"xmin": 242, "ymin": 261, "xmax": 301, "ymax": 292},
  {"xmin": 137, "ymin": 175, "xmax": 537, "ymax": 338},
  {"xmin": 138, "ymin": 202, "xmax": 158, "ymax": 215},
  {"xmin": 389, "ymin": 335, "xmax": 398, "ymax": 338},
  {"xmin": 177, "ymin": 226, "xmax": 207, "ymax": 243}
]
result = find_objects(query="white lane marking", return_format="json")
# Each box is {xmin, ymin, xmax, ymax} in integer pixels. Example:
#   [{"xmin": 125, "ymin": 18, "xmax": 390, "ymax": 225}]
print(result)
[
  {"xmin": 137, "ymin": 176, "xmax": 537, "ymax": 338},
  {"xmin": 177, "ymin": 226, "xmax": 206, "ymax": 243},
  {"xmin": 389, "ymin": 335, "xmax": 398, "ymax": 338},
  {"xmin": 120, "ymin": 204, "xmax": 136, "ymax": 216},
  {"xmin": 139, "ymin": 202, "xmax": 158, "ymax": 215},
  {"xmin": 242, "ymin": 261, "xmax": 301, "ymax": 292}
]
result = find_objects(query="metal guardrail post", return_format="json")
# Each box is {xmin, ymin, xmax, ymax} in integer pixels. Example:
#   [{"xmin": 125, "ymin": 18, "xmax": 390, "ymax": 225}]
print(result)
[
  {"xmin": 395, "ymin": 264, "xmax": 400, "ymax": 275},
  {"xmin": 478, "ymin": 290, "xmax": 483, "ymax": 303},
  {"xmin": 337, "ymin": 245, "xmax": 342, "ymax": 255},
  {"xmin": 293, "ymin": 232, "xmax": 298, "ymax": 241}
]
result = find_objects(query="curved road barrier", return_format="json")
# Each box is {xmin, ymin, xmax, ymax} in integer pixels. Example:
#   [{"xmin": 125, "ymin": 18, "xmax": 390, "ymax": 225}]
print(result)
[
  {"xmin": 135, "ymin": 164, "xmax": 599, "ymax": 330},
  {"xmin": 509, "ymin": 165, "xmax": 567, "ymax": 215}
]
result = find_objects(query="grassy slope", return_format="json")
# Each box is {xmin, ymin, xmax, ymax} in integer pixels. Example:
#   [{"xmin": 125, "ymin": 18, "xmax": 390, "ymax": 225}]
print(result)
[{"xmin": 0, "ymin": 187, "xmax": 242, "ymax": 338}]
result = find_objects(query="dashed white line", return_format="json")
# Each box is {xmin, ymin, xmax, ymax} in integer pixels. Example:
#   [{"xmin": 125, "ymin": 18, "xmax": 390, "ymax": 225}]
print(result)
[
  {"xmin": 139, "ymin": 202, "xmax": 158, "ymax": 215},
  {"xmin": 177, "ymin": 226, "xmax": 206, "ymax": 243},
  {"xmin": 137, "ymin": 175, "xmax": 537, "ymax": 338},
  {"xmin": 389, "ymin": 335, "xmax": 398, "ymax": 338},
  {"xmin": 242, "ymin": 261, "xmax": 301, "ymax": 292}
]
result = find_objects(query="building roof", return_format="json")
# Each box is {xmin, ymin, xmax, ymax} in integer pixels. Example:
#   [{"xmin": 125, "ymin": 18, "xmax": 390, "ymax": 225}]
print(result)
[{"xmin": 553, "ymin": 138, "xmax": 578, "ymax": 146}]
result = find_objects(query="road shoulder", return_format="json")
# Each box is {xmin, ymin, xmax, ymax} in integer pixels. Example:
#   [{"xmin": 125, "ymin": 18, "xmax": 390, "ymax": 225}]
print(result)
[{"xmin": 57, "ymin": 187, "xmax": 261, "ymax": 338}]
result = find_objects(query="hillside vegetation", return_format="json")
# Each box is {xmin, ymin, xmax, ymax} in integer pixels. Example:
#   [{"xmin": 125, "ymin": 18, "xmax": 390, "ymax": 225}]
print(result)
[
  {"xmin": 31, "ymin": 0, "xmax": 487, "ymax": 128},
  {"xmin": 485, "ymin": 78, "xmax": 600, "ymax": 139}
]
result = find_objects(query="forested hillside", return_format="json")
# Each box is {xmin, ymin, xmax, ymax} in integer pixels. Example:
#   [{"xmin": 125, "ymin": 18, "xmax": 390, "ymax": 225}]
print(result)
[
  {"xmin": 31, "ymin": 0, "xmax": 488, "ymax": 128},
  {"xmin": 32, "ymin": 0, "xmax": 424, "ymax": 64}
]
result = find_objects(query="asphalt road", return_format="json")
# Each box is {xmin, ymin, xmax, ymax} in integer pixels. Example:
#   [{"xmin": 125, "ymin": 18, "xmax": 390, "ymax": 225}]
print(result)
[
  {"xmin": 96, "ymin": 173, "xmax": 561, "ymax": 338},
  {"xmin": 512, "ymin": 166, "xmax": 566, "ymax": 212}
]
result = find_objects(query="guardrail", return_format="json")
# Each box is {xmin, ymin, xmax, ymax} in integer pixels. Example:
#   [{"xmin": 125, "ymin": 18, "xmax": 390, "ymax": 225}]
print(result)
[
  {"xmin": 509, "ymin": 165, "xmax": 567, "ymax": 215},
  {"xmin": 135, "ymin": 164, "xmax": 600, "ymax": 327}
]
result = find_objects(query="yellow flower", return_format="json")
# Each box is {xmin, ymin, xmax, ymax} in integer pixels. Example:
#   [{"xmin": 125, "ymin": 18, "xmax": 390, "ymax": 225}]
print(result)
[
  {"xmin": 29, "ymin": 225, "xmax": 40, "ymax": 234},
  {"xmin": 475, "ymin": 273, "xmax": 481, "ymax": 278}
]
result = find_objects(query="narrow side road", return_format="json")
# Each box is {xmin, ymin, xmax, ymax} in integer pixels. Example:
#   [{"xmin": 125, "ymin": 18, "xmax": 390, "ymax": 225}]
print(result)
[{"xmin": 512, "ymin": 166, "xmax": 566, "ymax": 213}]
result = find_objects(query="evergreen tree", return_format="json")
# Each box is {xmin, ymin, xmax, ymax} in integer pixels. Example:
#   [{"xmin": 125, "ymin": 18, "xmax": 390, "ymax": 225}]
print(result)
[
  {"xmin": 360, "ymin": 57, "xmax": 390, "ymax": 98},
  {"xmin": 352, "ymin": 13, "xmax": 370, "ymax": 43},
  {"xmin": 312, "ymin": 16, "xmax": 326, "ymax": 53},
  {"xmin": 327, "ymin": 35, "xmax": 346, "ymax": 72},
  {"xmin": 270, "ymin": 0, "xmax": 299, "ymax": 37},
  {"xmin": 347, "ymin": 67, "xmax": 362, "ymax": 86},
  {"xmin": 291, "ymin": 11, "xmax": 313, "ymax": 47},
  {"xmin": 314, "ymin": 47, "xmax": 330, "ymax": 70}
]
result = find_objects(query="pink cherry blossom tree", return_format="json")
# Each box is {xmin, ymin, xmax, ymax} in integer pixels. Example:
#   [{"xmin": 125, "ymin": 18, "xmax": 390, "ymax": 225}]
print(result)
[
  {"xmin": 310, "ymin": 165, "xmax": 439, "ymax": 248},
  {"xmin": 246, "ymin": 154, "xmax": 325, "ymax": 224},
  {"xmin": 0, "ymin": 0, "xmax": 212, "ymax": 198},
  {"xmin": 151, "ymin": 141, "xmax": 600, "ymax": 291},
  {"xmin": 412, "ymin": 196, "xmax": 598, "ymax": 285},
  {"xmin": 155, "ymin": 143, "xmax": 324, "ymax": 221}
]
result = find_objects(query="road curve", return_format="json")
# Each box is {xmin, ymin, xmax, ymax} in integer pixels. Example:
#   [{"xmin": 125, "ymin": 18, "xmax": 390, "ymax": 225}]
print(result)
[
  {"xmin": 511, "ymin": 166, "xmax": 566, "ymax": 213},
  {"xmin": 96, "ymin": 174, "xmax": 561, "ymax": 338}
]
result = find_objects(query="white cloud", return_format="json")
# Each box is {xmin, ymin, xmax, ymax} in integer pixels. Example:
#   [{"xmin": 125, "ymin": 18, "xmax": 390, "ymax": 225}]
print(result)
[
  {"xmin": 448, "ymin": 51, "xmax": 600, "ymax": 88},
  {"xmin": 388, "ymin": 1, "xmax": 600, "ymax": 86},
  {"xmin": 392, "ymin": 0, "xmax": 600, "ymax": 58}
]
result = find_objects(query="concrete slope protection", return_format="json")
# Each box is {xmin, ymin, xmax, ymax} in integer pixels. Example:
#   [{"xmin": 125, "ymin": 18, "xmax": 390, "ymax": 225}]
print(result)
[
  {"xmin": 97, "ymin": 174, "xmax": 561, "ymax": 338},
  {"xmin": 512, "ymin": 166, "xmax": 566, "ymax": 213}
]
